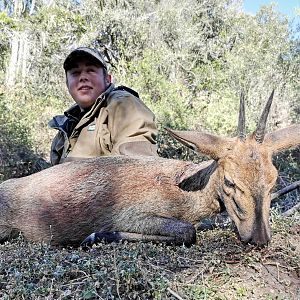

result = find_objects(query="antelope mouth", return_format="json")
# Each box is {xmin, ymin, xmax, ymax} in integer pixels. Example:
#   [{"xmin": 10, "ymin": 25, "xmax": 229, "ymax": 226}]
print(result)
[{"xmin": 233, "ymin": 224, "xmax": 271, "ymax": 246}]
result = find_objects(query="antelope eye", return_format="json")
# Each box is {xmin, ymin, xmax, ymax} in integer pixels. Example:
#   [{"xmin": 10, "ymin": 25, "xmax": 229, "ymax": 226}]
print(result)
[{"xmin": 224, "ymin": 177, "xmax": 235, "ymax": 188}]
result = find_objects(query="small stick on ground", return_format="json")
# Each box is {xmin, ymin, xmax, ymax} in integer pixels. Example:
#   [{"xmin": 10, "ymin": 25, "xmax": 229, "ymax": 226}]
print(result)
[
  {"xmin": 167, "ymin": 287, "xmax": 185, "ymax": 300},
  {"xmin": 271, "ymin": 180, "xmax": 300, "ymax": 202},
  {"xmin": 282, "ymin": 202, "xmax": 300, "ymax": 217}
]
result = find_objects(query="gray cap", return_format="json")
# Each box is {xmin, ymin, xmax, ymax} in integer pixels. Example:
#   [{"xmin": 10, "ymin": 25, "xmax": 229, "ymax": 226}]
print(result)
[{"xmin": 63, "ymin": 47, "xmax": 107, "ymax": 71}]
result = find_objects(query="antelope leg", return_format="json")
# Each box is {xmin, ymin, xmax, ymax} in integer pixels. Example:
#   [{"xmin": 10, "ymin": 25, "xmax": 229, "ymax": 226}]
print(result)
[{"xmin": 81, "ymin": 217, "xmax": 196, "ymax": 247}]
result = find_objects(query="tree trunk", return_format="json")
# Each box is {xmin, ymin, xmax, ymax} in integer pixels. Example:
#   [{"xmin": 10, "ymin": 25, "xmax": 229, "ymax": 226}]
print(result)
[{"xmin": 5, "ymin": 31, "xmax": 29, "ymax": 88}]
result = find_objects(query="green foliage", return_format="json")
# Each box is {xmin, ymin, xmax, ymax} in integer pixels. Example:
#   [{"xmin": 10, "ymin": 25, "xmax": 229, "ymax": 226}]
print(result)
[
  {"xmin": 0, "ymin": 0, "xmax": 299, "ymax": 180},
  {"xmin": 0, "ymin": 3, "xmax": 299, "ymax": 298},
  {"xmin": 0, "ymin": 101, "xmax": 46, "ymax": 181},
  {"xmin": 117, "ymin": 50, "xmax": 196, "ymax": 129},
  {"xmin": 1, "ymin": 216, "xmax": 299, "ymax": 299},
  {"xmin": 201, "ymin": 91, "xmax": 240, "ymax": 135},
  {"xmin": 0, "ymin": 11, "xmax": 15, "ymax": 27}
]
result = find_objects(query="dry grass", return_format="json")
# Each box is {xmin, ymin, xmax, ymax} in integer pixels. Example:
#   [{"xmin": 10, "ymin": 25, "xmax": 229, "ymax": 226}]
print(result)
[{"xmin": 0, "ymin": 210, "xmax": 299, "ymax": 300}]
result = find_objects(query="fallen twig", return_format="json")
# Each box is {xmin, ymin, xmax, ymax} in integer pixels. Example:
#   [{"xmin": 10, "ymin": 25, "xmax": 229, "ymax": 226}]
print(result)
[
  {"xmin": 224, "ymin": 260, "xmax": 241, "ymax": 264},
  {"xmin": 167, "ymin": 287, "xmax": 185, "ymax": 300},
  {"xmin": 282, "ymin": 202, "xmax": 300, "ymax": 217},
  {"xmin": 262, "ymin": 261, "xmax": 292, "ymax": 270},
  {"xmin": 271, "ymin": 180, "xmax": 300, "ymax": 202}
]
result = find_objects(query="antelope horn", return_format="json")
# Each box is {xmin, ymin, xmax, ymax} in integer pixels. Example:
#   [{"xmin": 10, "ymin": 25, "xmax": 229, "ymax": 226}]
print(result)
[
  {"xmin": 254, "ymin": 90, "xmax": 275, "ymax": 143},
  {"xmin": 237, "ymin": 92, "xmax": 246, "ymax": 141}
]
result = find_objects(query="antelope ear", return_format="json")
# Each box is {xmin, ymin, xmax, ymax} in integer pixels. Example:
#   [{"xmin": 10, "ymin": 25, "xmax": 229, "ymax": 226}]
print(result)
[
  {"xmin": 165, "ymin": 128, "xmax": 235, "ymax": 159},
  {"xmin": 264, "ymin": 124, "xmax": 300, "ymax": 153}
]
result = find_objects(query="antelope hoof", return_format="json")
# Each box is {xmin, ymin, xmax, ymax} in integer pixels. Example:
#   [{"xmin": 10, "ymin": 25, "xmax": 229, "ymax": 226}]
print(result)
[{"xmin": 81, "ymin": 231, "xmax": 123, "ymax": 248}]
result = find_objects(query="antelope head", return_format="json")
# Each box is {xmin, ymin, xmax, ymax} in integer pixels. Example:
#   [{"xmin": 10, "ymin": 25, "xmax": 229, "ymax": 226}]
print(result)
[{"xmin": 167, "ymin": 91, "xmax": 300, "ymax": 245}]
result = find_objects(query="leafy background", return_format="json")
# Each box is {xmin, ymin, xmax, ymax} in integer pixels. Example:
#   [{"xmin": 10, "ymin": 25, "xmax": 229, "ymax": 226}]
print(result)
[{"xmin": 0, "ymin": 1, "xmax": 299, "ymax": 299}]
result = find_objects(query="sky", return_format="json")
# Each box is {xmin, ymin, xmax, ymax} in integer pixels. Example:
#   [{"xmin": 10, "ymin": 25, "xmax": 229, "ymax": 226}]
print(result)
[{"xmin": 243, "ymin": 0, "xmax": 300, "ymax": 19}]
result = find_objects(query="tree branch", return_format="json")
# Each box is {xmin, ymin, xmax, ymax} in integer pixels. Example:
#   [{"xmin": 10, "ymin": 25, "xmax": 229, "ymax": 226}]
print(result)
[
  {"xmin": 271, "ymin": 180, "xmax": 300, "ymax": 202},
  {"xmin": 282, "ymin": 202, "xmax": 300, "ymax": 217},
  {"xmin": 167, "ymin": 288, "xmax": 185, "ymax": 300}
]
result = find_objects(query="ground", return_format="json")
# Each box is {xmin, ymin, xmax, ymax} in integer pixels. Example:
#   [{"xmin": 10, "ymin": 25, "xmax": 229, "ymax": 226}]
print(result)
[{"xmin": 0, "ymin": 211, "xmax": 299, "ymax": 299}]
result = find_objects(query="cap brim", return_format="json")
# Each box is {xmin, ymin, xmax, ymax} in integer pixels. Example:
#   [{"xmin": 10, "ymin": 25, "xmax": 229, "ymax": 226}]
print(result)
[{"xmin": 63, "ymin": 49, "xmax": 107, "ymax": 71}]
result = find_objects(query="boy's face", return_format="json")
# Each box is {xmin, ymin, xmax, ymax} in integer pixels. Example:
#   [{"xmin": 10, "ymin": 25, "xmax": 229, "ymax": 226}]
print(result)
[{"xmin": 66, "ymin": 57, "xmax": 111, "ymax": 109}]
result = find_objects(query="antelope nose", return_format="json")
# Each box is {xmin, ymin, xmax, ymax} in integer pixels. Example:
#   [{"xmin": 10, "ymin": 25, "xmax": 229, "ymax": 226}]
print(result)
[
  {"xmin": 248, "ymin": 229, "xmax": 271, "ymax": 246},
  {"xmin": 248, "ymin": 236, "xmax": 270, "ymax": 247}
]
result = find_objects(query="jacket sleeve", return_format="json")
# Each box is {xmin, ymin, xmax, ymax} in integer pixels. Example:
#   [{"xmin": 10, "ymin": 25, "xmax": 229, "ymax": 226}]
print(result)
[
  {"xmin": 106, "ymin": 93, "xmax": 158, "ymax": 156},
  {"xmin": 50, "ymin": 131, "xmax": 65, "ymax": 165}
]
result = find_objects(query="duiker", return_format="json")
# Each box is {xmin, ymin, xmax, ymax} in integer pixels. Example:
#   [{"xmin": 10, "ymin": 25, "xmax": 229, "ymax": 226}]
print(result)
[{"xmin": 0, "ymin": 92, "xmax": 299, "ymax": 247}]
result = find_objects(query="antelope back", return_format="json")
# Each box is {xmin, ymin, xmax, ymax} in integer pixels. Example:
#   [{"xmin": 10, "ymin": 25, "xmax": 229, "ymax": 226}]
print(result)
[{"xmin": 0, "ymin": 156, "xmax": 211, "ymax": 245}]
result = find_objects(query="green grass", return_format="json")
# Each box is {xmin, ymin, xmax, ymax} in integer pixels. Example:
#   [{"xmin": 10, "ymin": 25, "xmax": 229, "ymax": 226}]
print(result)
[{"xmin": 0, "ymin": 211, "xmax": 299, "ymax": 300}]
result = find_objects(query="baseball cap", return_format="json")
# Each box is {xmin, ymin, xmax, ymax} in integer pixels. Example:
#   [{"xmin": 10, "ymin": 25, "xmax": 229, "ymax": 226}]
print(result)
[{"xmin": 63, "ymin": 47, "xmax": 107, "ymax": 71}]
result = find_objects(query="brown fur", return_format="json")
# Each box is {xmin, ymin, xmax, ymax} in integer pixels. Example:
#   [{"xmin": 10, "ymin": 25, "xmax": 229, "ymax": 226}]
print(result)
[
  {"xmin": 0, "ymin": 157, "xmax": 220, "ymax": 246},
  {"xmin": 0, "ymin": 96, "xmax": 300, "ymax": 247}
]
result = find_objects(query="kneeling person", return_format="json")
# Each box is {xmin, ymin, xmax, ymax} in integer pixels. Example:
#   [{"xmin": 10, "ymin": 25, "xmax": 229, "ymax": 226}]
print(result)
[{"xmin": 49, "ymin": 47, "xmax": 158, "ymax": 165}]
